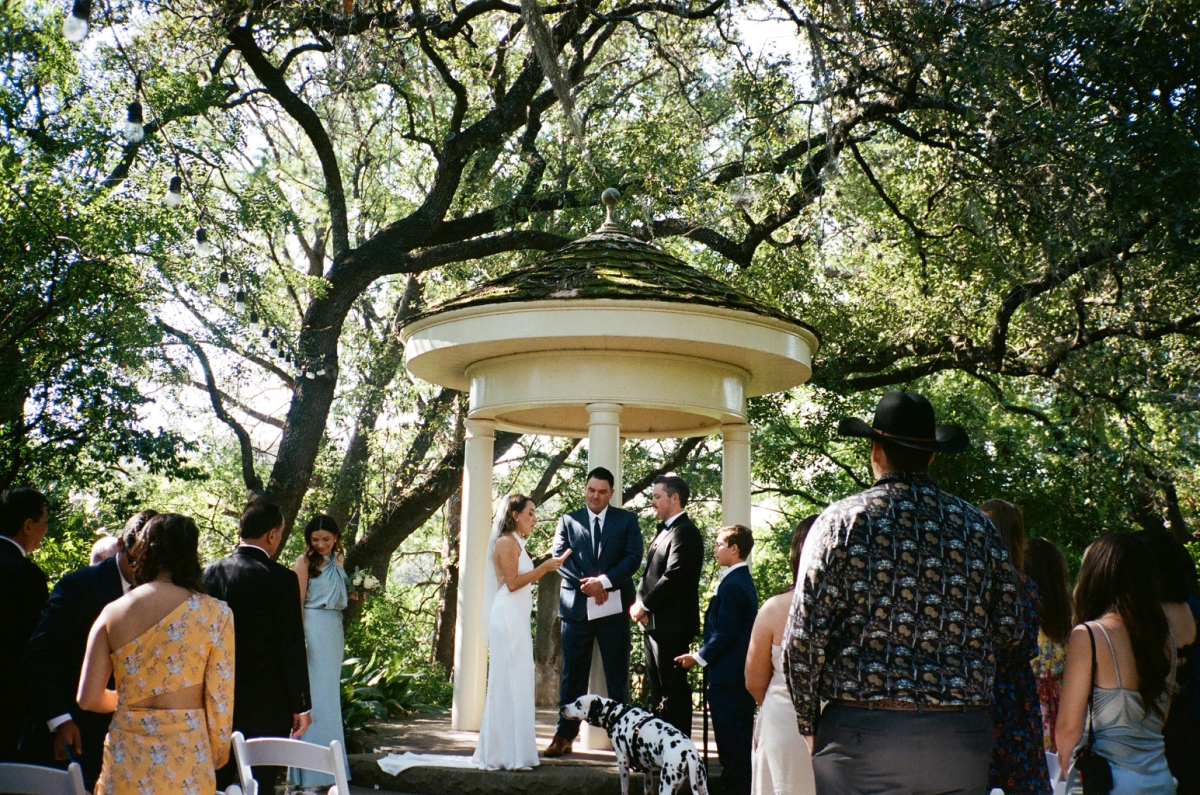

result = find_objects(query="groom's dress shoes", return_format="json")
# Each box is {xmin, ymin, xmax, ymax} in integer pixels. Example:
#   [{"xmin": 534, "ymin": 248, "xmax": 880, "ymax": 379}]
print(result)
[{"xmin": 544, "ymin": 735, "xmax": 574, "ymax": 757}]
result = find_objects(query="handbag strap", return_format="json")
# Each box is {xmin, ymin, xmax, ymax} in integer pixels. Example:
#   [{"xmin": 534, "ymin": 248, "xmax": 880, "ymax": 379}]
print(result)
[{"xmin": 1085, "ymin": 622, "xmax": 1098, "ymax": 746}]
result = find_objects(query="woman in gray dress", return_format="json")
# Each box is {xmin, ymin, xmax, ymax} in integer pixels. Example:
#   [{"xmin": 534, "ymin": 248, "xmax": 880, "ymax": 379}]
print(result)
[{"xmin": 290, "ymin": 514, "xmax": 357, "ymax": 787}]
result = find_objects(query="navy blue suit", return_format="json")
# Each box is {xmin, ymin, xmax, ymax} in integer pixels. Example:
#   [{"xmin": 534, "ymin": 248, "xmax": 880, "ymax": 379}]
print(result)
[
  {"xmin": 551, "ymin": 505, "xmax": 643, "ymax": 739},
  {"xmin": 21, "ymin": 557, "xmax": 124, "ymax": 786},
  {"xmin": 700, "ymin": 564, "xmax": 758, "ymax": 795}
]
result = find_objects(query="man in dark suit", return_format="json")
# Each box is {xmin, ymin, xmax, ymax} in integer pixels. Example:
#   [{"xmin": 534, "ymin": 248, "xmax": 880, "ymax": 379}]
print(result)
[
  {"xmin": 630, "ymin": 475, "xmax": 703, "ymax": 736},
  {"xmin": 677, "ymin": 524, "xmax": 759, "ymax": 795},
  {"xmin": 0, "ymin": 487, "xmax": 51, "ymax": 761},
  {"xmin": 20, "ymin": 510, "xmax": 154, "ymax": 786},
  {"xmin": 204, "ymin": 500, "xmax": 311, "ymax": 791},
  {"xmin": 546, "ymin": 467, "xmax": 644, "ymax": 757}
]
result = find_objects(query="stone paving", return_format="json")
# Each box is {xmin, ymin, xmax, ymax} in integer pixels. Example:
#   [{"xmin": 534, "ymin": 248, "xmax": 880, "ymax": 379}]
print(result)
[{"xmin": 346, "ymin": 707, "xmax": 722, "ymax": 795}]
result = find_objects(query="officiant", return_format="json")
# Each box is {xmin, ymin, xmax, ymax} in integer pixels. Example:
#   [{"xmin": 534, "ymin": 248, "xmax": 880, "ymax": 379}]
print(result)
[{"xmin": 545, "ymin": 467, "xmax": 644, "ymax": 757}]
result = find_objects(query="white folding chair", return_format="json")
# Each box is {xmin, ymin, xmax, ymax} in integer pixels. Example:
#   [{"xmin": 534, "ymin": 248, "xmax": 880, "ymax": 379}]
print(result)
[
  {"xmin": 230, "ymin": 731, "xmax": 350, "ymax": 795},
  {"xmin": 0, "ymin": 762, "xmax": 86, "ymax": 795}
]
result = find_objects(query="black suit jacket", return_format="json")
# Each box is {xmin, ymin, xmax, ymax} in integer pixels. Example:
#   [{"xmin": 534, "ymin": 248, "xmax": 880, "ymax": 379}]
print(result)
[
  {"xmin": 699, "ymin": 565, "xmax": 758, "ymax": 686},
  {"xmin": 0, "ymin": 538, "xmax": 48, "ymax": 759},
  {"xmin": 203, "ymin": 546, "xmax": 310, "ymax": 738},
  {"xmin": 21, "ymin": 557, "xmax": 123, "ymax": 780},
  {"xmin": 551, "ymin": 505, "xmax": 644, "ymax": 622},
  {"xmin": 636, "ymin": 513, "xmax": 704, "ymax": 637}
]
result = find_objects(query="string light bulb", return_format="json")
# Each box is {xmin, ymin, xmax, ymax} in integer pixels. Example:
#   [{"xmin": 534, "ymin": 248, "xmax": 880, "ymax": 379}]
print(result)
[
  {"xmin": 217, "ymin": 270, "xmax": 230, "ymax": 297},
  {"xmin": 123, "ymin": 101, "xmax": 144, "ymax": 144},
  {"xmin": 234, "ymin": 289, "xmax": 246, "ymax": 313},
  {"xmin": 304, "ymin": 368, "xmax": 315, "ymax": 380},
  {"xmin": 164, "ymin": 175, "xmax": 183, "ymax": 208},
  {"xmin": 249, "ymin": 311, "xmax": 261, "ymax": 334},
  {"xmin": 194, "ymin": 227, "xmax": 212, "ymax": 256},
  {"xmin": 62, "ymin": 0, "xmax": 91, "ymax": 42},
  {"xmin": 317, "ymin": 366, "xmax": 327, "ymax": 377}
]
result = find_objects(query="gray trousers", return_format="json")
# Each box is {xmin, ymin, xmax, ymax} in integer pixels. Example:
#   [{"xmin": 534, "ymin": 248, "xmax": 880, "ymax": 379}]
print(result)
[{"xmin": 813, "ymin": 703, "xmax": 993, "ymax": 795}]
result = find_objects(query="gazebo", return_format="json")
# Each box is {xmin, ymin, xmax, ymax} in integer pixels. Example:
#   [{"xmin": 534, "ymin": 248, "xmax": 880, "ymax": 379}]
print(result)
[{"xmin": 398, "ymin": 191, "xmax": 820, "ymax": 743}]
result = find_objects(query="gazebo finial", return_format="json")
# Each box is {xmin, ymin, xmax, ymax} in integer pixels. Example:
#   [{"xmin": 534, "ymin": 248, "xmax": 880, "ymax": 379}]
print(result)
[{"xmin": 600, "ymin": 187, "xmax": 621, "ymax": 229}]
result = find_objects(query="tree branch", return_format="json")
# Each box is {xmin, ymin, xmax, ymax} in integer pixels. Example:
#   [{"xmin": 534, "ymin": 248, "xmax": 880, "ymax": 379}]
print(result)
[
  {"xmin": 186, "ymin": 381, "xmax": 284, "ymax": 428},
  {"xmin": 228, "ymin": 26, "xmax": 350, "ymax": 259},
  {"xmin": 159, "ymin": 320, "xmax": 263, "ymax": 495}
]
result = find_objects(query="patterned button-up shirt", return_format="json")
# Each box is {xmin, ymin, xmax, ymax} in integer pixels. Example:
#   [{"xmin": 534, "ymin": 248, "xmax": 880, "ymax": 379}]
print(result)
[{"xmin": 783, "ymin": 473, "xmax": 1025, "ymax": 735}]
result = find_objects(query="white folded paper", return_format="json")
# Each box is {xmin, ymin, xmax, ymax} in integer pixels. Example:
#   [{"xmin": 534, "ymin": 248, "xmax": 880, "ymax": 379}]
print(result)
[{"xmin": 586, "ymin": 591, "xmax": 622, "ymax": 620}]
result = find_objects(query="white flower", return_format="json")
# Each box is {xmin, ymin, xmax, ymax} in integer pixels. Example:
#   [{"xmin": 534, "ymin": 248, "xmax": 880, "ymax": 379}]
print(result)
[
  {"xmin": 352, "ymin": 572, "xmax": 364, "ymax": 587},
  {"xmin": 362, "ymin": 575, "xmax": 379, "ymax": 591}
]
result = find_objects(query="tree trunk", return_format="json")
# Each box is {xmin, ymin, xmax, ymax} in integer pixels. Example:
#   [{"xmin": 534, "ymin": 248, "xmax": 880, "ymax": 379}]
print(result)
[
  {"xmin": 533, "ymin": 571, "xmax": 563, "ymax": 706},
  {"xmin": 432, "ymin": 487, "xmax": 462, "ymax": 676}
]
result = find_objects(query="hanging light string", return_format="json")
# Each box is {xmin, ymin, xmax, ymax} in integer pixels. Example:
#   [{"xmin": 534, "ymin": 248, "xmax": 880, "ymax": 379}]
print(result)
[{"xmin": 71, "ymin": 0, "xmax": 325, "ymax": 379}]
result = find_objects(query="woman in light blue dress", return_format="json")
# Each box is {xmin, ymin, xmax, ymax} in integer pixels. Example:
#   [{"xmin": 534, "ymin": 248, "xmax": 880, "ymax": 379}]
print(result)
[
  {"xmin": 290, "ymin": 514, "xmax": 356, "ymax": 787},
  {"xmin": 1057, "ymin": 533, "xmax": 1191, "ymax": 795}
]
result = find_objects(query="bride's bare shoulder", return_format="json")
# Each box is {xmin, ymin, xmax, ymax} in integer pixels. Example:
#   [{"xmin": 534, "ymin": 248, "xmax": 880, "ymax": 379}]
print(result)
[{"xmin": 494, "ymin": 533, "xmax": 518, "ymax": 551}]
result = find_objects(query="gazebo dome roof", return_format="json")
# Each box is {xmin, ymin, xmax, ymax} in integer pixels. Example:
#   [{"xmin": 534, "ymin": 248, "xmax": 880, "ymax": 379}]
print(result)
[
  {"xmin": 398, "ymin": 192, "xmax": 819, "ymax": 438},
  {"xmin": 408, "ymin": 225, "xmax": 817, "ymax": 338}
]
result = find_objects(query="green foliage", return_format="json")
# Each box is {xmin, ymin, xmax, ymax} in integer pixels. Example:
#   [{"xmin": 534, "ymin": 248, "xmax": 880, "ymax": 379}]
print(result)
[
  {"xmin": 344, "ymin": 582, "xmax": 455, "ymax": 709},
  {"xmin": 340, "ymin": 653, "xmax": 432, "ymax": 734}
]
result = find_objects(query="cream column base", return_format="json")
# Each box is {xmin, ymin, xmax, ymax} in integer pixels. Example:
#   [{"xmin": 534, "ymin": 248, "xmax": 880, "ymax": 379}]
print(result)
[
  {"xmin": 721, "ymin": 423, "xmax": 753, "ymax": 529},
  {"xmin": 450, "ymin": 419, "xmax": 496, "ymax": 731}
]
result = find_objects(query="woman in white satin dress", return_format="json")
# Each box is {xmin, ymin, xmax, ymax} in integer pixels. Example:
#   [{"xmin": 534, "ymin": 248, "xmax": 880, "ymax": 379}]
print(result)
[
  {"xmin": 473, "ymin": 494, "xmax": 571, "ymax": 771},
  {"xmin": 745, "ymin": 515, "xmax": 818, "ymax": 795}
]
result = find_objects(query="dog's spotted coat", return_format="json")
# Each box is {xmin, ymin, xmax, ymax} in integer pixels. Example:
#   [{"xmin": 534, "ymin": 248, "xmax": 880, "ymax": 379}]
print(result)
[{"xmin": 562, "ymin": 695, "xmax": 708, "ymax": 795}]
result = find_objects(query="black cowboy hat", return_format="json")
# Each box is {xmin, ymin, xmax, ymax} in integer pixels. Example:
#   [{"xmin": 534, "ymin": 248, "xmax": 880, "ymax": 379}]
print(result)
[{"xmin": 837, "ymin": 391, "xmax": 969, "ymax": 453}]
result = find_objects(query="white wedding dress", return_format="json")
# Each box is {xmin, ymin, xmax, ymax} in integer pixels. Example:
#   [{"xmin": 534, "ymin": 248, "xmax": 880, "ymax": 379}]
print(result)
[{"xmin": 472, "ymin": 534, "xmax": 540, "ymax": 770}]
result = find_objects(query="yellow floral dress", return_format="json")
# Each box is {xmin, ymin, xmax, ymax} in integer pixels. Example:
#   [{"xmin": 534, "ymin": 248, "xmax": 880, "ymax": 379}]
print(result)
[{"xmin": 96, "ymin": 594, "xmax": 235, "ymax": 795}]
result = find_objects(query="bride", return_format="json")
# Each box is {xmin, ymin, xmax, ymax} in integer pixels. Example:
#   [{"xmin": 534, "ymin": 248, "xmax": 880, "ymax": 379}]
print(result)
[{"xmin": 473, "ymin": 494, "xmax": 570, "ymax": 770}]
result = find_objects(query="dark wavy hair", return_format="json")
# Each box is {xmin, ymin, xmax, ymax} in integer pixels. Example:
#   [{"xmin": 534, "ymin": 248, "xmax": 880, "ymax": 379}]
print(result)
[
  {"xmin": 1074, "ymin": 533, "xmax": 1171, "ymax": 718},
  {"xmin": 790, "ymin": 514, "xmax": 820, "ymax": 588},
  {"xmin": 498, "ymin": 494, "xmax": 534, "ymax": 535},
  {"xmin": 133, "ymin": 513, "xmax": 205, "ymax": 592},
  {"xmin": 303, "ymin": 514, "xmax": 342, "ymax": 579},
  {"xmin": 1024, "ymin": 537, "xmax": 1073, "ymax": 645}
]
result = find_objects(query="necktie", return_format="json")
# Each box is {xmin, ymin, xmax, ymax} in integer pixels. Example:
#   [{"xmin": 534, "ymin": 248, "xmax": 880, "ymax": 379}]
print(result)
[
  {"xmin": 593, "ymin": 517, "xmax": 602, "ymax": 559},
  {"xmin": 656, "ymin": 521, "xmax": 668, "ymax": 533}
]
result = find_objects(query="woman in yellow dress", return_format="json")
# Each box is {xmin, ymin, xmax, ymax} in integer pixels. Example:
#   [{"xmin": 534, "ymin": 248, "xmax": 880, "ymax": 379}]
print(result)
[{"xmin": 78, "ymin": 513, "xmax": 234, "ymax": 795}]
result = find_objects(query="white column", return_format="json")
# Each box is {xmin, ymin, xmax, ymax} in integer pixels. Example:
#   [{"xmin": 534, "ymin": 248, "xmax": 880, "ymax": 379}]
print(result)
[
  {"xmin": 582, "ymin": 402, "xmax": 623, "ymax": 750},
  {"xmin": 721, "ymin": 423, "xmax": 753, "ymax": 529},
  {"xmin": 451, "ymin": 418, "xmax": 496, "ymax": 730}
]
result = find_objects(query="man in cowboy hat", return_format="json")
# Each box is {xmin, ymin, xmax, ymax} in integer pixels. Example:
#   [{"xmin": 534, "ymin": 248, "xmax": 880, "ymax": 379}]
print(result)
[{"xmin": 782, "ymin": 391, "xmax": 1025, "ymax": 795}]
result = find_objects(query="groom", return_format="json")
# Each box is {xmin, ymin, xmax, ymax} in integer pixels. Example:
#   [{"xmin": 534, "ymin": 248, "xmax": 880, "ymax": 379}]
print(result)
[{"xmin": 546, "ymin": 467, "xmax": 644, "ymax": 757}]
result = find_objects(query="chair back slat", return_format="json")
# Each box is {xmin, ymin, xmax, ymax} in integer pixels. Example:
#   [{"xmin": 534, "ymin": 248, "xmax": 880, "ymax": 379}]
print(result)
[
  {"xmin": 239, "ymin": 738, "xmax": 337, "ymax": 771},
  {"xmin": 231, "ymin": 732, "xmax": 350, "ymax": 795},
  {"xmin": 0, "ymin": 762, "xmax": 87, "ymax": 795}
]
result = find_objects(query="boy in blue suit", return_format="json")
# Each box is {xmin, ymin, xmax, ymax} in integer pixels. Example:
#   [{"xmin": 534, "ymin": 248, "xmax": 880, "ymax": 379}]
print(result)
[{"xmin": 677, "ymin": 524, "xmax": 758, "ymax": 795}]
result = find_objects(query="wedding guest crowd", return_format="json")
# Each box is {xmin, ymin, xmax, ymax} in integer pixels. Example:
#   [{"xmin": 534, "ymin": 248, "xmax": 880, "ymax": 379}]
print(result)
[{"xmin": 4, "ymin": 387, "xmax": 1200, "ymax": 795}]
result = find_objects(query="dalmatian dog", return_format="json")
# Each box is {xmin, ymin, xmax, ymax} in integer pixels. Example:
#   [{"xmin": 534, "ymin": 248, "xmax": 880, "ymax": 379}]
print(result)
[{"xmin": 562, "ymin": 695, "xmax": 708, "ymax": 795}]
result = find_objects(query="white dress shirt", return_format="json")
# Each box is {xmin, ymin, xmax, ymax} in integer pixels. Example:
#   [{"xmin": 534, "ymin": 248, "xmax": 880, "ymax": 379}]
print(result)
[{"xmin": 586, "ymin": 506, "xmax": 613, "ymax": 590}]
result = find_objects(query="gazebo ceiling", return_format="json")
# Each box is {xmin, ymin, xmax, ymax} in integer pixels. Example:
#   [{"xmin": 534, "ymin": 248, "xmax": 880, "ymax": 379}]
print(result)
[{"xmin": 398, "ymin": 193, "xmax": 820, "ymax": 438}]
